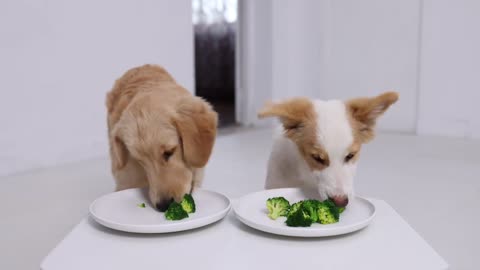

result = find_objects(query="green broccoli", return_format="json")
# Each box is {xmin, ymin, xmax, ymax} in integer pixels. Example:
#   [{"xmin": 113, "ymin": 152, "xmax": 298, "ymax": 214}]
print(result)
[
  {"xmin": 266, "ymin": 197, "xmax": 291, "ymax": 220},
  {"xmin": 266, "ymin": 197, "xmax": 345, "ymax": 226},
  {"xmin": 137, "ymin": 203, "xmax": 146, "ymax": 208},
  {"xmin": 327, "ymin": 201, "xmax": 341, "ymax": 220},
  {"xmin": 321, "ymin": 199, "xmax": 341, "ymax": 219},
  {"xmin": 303, "ymin": 199, "xmax": 322, "ymax": 208},
  {"xmin": 302, "ymin": 200, "xmax": 320, "ymax": 223},
  {"xmin": 317, "ymin": 202, "xmax": 340, "ymax": 224},
  {"xmin": 285, "ymin": 204, "xmax": 314, "ymax": 227},
  {"xmin": 288, "ymin": 201, "xmax": 303, "ymax": 216},
  {"xmin": 323, "ymin": 198, "xmax": 337, "ymax": 209},
  {"xmin": 165, "ymin": 202, "xmax": 189, "ymax": 220},
  {"xmin": 180, "ymin": 194, "xmax": 196, "ymax": 214}
]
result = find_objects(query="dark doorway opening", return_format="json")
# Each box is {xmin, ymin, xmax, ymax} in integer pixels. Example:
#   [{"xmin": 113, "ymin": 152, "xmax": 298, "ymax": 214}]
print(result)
[{"xmin": 192, "ymin": 0, "xmax": 237, "ymax": 127}]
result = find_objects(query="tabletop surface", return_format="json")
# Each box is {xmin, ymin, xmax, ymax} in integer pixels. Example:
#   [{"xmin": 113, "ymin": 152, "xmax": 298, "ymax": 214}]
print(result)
[{"xmin": 41, "ymin": 199, "xmax": 448, "ymax": 270}]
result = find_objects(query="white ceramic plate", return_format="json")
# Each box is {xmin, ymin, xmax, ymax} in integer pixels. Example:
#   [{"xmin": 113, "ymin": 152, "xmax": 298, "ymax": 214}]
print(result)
[
  {"xmin": 234, "ymin": 188, "xmax": 376, "ymax": 237},
  {"xmin": 90, "ymin": 188, "xmax": 231, "ymax": 233}
]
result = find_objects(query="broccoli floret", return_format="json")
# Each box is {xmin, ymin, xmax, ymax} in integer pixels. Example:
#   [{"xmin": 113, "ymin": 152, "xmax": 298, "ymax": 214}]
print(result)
[
  {"xmin": 285, "ymin": 204, "xmax": 314, "ymax": 227},
  {"xmin": 180, "ymin": 194, "xmax": 196, "ymax": 214},
  {"xmin": 266, "ymin": 197, "xmax": 290, "ymax": 220},
  {"xmin": 303, "ymin": 199, "xmax": 322, "ymax": 208},
  {"xmin": 287, "ymin": 201, "xmax": 303, "ymax": 217},
  {"xmin": 165, "ymin": 202, "xmax": 189, "ymax": 220},
  {"xmin": 137, "ymin": 203, "xmax": 146, "ymax": 208},
  {"xmin": 328, "ymin": 202, "xmax": 341, "ymax": 220},
  {"xmin": 320, "ymin": 199, "xmax": 342, "ymax": 219},
  {"xmin": 317, "ymin": 203, "xmax": 339, "ymax": 224},
  {"xmin": 322, "ymin": 199, "xmax": 337, "ymax": 209},
  {"xmin": 266, "ymin": 197, "xmax": 345, "ymax": 226},
  {"xmin": 285, "ymin": 200, "xmax": 323, "ymax": 227},
  {"xmin": 302, "ymin": 200, "xmax": 321, "ymax": 223}
]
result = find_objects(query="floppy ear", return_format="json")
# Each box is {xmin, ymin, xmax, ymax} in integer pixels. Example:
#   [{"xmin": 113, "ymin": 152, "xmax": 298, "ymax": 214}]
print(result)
[
  {"xmin": 174, "ymin": 97, "xmax": 218, "ymax": 168},
  {"xmin": 346, "ymin": 91, "xmax": 399, "ymax": 142},
  {"xmin": 258, "ymin": 98, "xmax": 314, "ymax": 130},
  {"xmin": 110, "ymin": 126, "xmax": 129, "ymax": 170}
]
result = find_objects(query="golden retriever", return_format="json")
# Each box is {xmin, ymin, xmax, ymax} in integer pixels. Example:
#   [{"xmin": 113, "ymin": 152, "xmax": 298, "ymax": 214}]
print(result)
[{"xmin": 106, "ymin": 64, "xmax": 218, "ymax": 211}]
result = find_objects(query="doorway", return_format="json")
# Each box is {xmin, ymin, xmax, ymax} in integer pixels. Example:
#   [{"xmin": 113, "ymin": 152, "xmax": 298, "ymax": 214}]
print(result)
[{"xmin": 192, "ymin": 0, "xmax": 238, "ymax": 127}]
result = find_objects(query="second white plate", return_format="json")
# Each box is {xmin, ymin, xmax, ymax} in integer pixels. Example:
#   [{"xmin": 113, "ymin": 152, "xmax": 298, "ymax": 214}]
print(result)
[
  {"xmin": 233, "ymin": 188, "xmax": 376, "ymax": 237},
  {"xmin": 90, "ymin": 188, "xmax": 231, "ymax": 233}
]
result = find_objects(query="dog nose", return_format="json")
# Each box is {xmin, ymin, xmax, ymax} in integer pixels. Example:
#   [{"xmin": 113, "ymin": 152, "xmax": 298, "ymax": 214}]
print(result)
[
  {"xmin": 155, "ymin": 198, "xmax": 174, "ymax": 212},
  {"xmin": 330, "ymin": 195, "xmax": 349, "ymax": 207}
]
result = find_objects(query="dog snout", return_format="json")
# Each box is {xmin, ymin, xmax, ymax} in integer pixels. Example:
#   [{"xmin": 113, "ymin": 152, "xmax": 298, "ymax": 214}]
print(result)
[
  {"xmin": 155, "ymin": 198, "xmax": 174, "ymax": 212},
  {"xmin": 330, "ymin": 195, "xmax": 349, "ymax": 207}
]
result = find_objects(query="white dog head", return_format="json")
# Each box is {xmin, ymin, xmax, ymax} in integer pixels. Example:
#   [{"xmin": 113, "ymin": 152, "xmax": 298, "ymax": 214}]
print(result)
[{"xmin": 259, "ymin": 92, "xmax": 398, "ymax": 207}]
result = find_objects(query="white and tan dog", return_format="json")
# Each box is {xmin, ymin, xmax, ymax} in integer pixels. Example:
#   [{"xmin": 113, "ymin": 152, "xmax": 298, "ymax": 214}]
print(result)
[{"xmin": 258, "ymin": 92, "xmax": 398, "ymax": 207}]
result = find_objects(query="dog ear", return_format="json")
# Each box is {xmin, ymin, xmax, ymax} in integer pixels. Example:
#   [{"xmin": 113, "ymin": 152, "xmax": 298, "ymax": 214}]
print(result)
[
  {"xmin": 258, "ymin": 98, "xmax": 315, "ymax": 130},
  {"xmin": 174, "ymin": 97, "xmax": 218, "ymax": 168},
  {"xmin": 110, "ymin": 127, "xmax": 129, "ymax": 170},
  {"xmin": 346, "ymin": 91, "xmax": 399, "ymax": 142}
]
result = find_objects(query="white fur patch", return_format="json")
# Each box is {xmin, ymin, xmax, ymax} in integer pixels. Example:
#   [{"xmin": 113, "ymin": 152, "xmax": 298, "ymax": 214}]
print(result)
[
  {"xmin": 313, "ymin": 100, "xmax": 354, "ymax": 158},
  {"xmin": 312, "ymin": 100, "xmax": 356, "ymax": 199}
]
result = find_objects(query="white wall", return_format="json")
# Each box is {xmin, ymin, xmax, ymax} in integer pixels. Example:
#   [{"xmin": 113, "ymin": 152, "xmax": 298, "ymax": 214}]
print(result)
[
  {"xmin": 271, "ymin": 0, "xmax": 330, "ymax": 99},
  {"xmin": 241, "ymin": 0, "xmax": 480, "ymax": 138},
  {"xmin": 417, "ymin": 0, "xmax": 480, "ymax": 139},
  {"xmin": 243, "ymin": 0, "xmax": 420, "ymax": 132},
  {"xmin": 236, "ymin": 0, "xmax": 273, "ymax": 125},
  {"xmin": 0, "ymin": 0, "xmax": 194, "ymax": 176},
  {"xmin": 319, "ymin": 0, "xmax": 420, "ymax": 132}
]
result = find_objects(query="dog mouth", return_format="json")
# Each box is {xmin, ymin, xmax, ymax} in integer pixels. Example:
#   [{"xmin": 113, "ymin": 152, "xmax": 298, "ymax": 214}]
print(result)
[
  {"xmin": 155, "ymin": 198, "xmax": 174, "ymax": 212},
  {"xmin": 149, "ymin": 167, "xmax": 196, "ymax": 212},
  {"xmin": 153, "ymin": 179, "xmax": 195, "ymax": 212}
]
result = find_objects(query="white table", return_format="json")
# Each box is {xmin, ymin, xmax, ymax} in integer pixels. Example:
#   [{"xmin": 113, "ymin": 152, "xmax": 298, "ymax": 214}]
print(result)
[{"xmin": 41, "ymin": 199, "xmax": 448, "ymax": 270}]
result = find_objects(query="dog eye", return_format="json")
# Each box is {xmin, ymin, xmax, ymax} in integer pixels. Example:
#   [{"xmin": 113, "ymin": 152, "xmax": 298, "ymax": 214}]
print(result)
[
  {"xmin": 163, "ymin": 148, "xmax": 175, "ymax": 161},
  {"xmin": 311, "ymin": 154, "xmax": 326, "ymax": 165},
  {"xmin": 345, "ymin": 153, "xmax": 355, "ymax": 162}
]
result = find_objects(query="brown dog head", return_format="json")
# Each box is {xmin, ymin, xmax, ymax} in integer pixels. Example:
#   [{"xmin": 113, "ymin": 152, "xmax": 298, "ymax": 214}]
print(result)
[{"xmin": 111, "ymin": 95, "xmax": 217, "ymax": 211}]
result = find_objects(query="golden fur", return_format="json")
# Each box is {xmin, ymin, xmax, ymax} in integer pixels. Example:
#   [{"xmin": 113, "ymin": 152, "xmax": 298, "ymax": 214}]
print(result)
[
  {"xmin": 346, "ymin": 91, "xmax": 399, "ymax": 143},
  {"xmin": 106, "ymin": 64, "xmax": 218, "ymax": 209},
  {"xmin": 258, "ymin": 98, "xmax": 330, "ymax": 171},
  {"xmin": 345, "ymin": 91, "xmax": 399, "ymax": 162}
]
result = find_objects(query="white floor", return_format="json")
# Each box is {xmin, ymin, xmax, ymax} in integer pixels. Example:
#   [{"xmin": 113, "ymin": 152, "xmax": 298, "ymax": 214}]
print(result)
[{"xmin": 0, "ymin": 127, "xmax": 479, "ymax": 270}]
